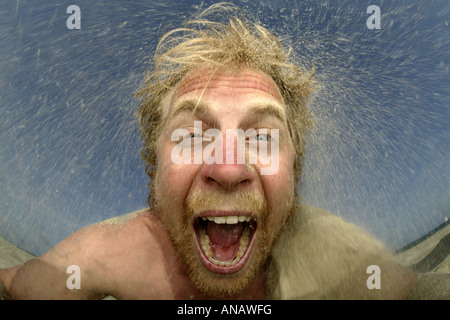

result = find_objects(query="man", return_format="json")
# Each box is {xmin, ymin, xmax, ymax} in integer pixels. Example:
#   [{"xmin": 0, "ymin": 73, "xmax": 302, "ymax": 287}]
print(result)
[{"xmin": 0, "ymin": 3, "xmax": 448, "ymax": 299}]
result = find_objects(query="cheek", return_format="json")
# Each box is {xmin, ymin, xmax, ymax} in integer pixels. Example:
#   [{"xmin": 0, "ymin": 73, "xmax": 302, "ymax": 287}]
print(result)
[
  {"xmin": 261, "ymin": 151, "xmax": 295, "ymax": 216},
  {"xmin": 154, "ymin": 141, "xmax": 178, "ymax": 203},
  {"xmin": 154, "ymin": 142, "xmax": 198, "ymax": 208},
  {"xmin": 265, "ymin": 174, "xmax": 294, "ymax": 210}
]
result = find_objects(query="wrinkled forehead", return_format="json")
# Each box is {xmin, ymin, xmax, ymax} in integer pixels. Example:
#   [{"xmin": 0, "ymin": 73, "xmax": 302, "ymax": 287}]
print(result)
[{"xmin": 171, "ymin": 66, "xmax": 284, "ymax": 106}]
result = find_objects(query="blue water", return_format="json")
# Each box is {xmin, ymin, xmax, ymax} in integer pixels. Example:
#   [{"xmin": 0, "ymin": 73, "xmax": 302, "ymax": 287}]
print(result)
[{"xmin": 0, "ymin": 0, "xmax": 449, "ymax": 256}]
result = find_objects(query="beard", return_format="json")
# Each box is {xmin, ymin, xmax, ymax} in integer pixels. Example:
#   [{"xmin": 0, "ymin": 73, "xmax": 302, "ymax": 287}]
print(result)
[{"xmin": 152, "ymin": 188, "xmax": 295, "ymax": 297}]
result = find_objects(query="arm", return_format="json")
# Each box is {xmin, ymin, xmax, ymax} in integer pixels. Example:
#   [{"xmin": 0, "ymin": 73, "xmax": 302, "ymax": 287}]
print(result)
[
  {"xmin": 0, "ymin": 227, "xmax": 106, "ymax": 300},
  {"xmin": 0, "ymin": 267, "xmax": 16, "ymax": 299},
  {"xmin": 0, "ymin": 210, "xmax": 149, "ymax": 299}
]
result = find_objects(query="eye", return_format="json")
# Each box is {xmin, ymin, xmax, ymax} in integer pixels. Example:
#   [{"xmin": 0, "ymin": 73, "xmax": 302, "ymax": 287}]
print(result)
[
  {"xmin": 255, "ymin": 133, "xmax": 271, "ymax": 141},
  {"xmin": 185, "ymin": 131, "xmax": 202, "ymax": 139},
  {"xmin": 248, "ymin": 131, "xmax": 271, "ymax": 142}
]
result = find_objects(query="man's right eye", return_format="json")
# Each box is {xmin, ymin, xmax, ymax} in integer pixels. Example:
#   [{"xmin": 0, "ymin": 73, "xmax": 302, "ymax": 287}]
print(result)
[
  {"xmin": 253, "ymin": 133, "xmax": 271, "ymax": 142},
  {"xmin": 185, "ymin": 132, "xmax": 202, "ymax": 139}
]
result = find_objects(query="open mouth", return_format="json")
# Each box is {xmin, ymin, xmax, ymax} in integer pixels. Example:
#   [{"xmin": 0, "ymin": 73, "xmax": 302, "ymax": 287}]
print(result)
[{"xmin": 194, "ymin": 212, "xmax": 257, "ymax": 274}]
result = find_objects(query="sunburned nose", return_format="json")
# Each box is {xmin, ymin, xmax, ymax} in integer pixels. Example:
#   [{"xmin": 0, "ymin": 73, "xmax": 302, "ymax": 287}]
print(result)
[
  {"xmin": 201, "ymin": 134, "xmax": 255, "ymax": 191},
  {"xmin": 201, "ymin": 161, "xmax": 255, "ymax": 191}
]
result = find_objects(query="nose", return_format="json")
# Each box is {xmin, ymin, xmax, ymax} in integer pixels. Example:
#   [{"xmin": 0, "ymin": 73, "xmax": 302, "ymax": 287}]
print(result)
[
  {"xmin": 200, "ymin": 133, "xmax": 255, "ymax": 191},
  {"xmin": 201, "ymin": 162, "xmax": 255, "ymax": 191}
]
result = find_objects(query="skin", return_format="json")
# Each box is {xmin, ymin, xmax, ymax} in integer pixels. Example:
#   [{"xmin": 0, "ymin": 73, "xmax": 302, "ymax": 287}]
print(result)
[{"xmin": 0, "ymin": 67, "xmax": 296, "ymax": 299}]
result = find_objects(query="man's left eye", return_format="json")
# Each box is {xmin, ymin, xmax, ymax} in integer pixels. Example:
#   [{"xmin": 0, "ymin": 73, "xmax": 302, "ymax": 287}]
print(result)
[
  {"xmin": 249, "ymin": 133, "xmax": 271, "ymax": 142},
  {"xmin": 256, "ymin": 134, "xmax": 270, "ymax": 141}
]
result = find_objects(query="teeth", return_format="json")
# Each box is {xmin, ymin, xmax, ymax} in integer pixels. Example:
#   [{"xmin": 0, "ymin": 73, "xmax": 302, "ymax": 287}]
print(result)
[
  {"xmin": 205, "ymin": 215, "xmax": 252, "ymax": 224},
  {"xmin": 200, "ymin": 227, "xmax": 251, "ymax": 267},
  {"xmin": 208, "ymin": 216, "xmax": 226, "ymax": 224},
  {"xmin": 198, "ymin": 215, "xmax": 254, "ymax": 267}
]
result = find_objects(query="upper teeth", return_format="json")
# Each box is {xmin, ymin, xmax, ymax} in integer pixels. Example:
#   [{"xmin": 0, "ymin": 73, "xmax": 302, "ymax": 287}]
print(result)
[{"xmin": 202, "ymin": 216, "xmax": 252, "ymax": 224}]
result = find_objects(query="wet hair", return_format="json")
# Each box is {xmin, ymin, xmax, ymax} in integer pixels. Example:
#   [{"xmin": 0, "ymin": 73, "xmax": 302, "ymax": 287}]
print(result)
[{"xmin": 136, "ymin": 3, "xmax": 315, "ymax": 205}]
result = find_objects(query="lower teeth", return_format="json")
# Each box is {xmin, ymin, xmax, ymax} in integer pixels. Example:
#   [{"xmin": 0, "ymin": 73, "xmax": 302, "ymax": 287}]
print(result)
[{"xmin": 199, "ymin": 228, "xmax": 250, "ymax": 267}]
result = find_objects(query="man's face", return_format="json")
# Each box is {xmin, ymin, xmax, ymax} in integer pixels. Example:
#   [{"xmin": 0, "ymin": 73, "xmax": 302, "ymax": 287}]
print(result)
[{"xmin": 153, "ymin": 67, "xmax": 296, "ymax": 296}]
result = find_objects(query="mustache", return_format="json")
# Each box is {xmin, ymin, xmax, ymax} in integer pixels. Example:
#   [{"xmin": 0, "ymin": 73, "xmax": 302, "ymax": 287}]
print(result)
[{"xmin": 185, "ymin": 190, "xmax": 267, "ymax": 217}]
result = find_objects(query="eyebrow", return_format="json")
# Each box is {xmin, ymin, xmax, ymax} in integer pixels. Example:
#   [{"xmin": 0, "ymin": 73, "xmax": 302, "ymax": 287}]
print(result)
[
  {"xmin": 245, "ymin": 100, "xmax": 287, "ymax": 125},
  {"xmin": 168, "ymin": 98, "xmax": 287, "ymax": 126},
  {"xmin": 169, "ymin": 99, "xmax": 209, "ymax": 121}
]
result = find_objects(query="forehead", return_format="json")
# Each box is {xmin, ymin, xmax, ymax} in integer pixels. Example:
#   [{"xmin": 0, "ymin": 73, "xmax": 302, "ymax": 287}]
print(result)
[{"xmin": 171, "ymin": 67, "xmax": 284, "ymax": 106}]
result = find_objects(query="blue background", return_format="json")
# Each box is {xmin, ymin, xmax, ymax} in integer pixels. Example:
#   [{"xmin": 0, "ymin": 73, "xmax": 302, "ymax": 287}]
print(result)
[{"xmin": 0, "ymin": 0, "xmax": 448, "ymax": 256}]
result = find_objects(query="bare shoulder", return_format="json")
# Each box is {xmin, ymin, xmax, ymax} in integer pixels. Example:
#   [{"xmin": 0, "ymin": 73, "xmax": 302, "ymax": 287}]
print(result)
[
  {"xmin": 87, "ymin": 208, "xmax": 158, "ymax": 249},
  {"xmin": 8, "ymin": 209, "xmax": 199, "ymax": 299},
  {"xmin": 86, "ymin": 209, "xmax": 172, "ymax": 272},
  {"xmin": 70, "ymin": 209, "xmax": 165, "ymax": 295},
  {"xmin": 51, "ymin": 209, "xmax": 157, "ymax": 262},
  {"xmin": 3, "ymin": 209, "xmax": 168, "ymax": 299},
  {"xmin": 77, "ymin": 209, "xmax": 195, "ymax": 299}
]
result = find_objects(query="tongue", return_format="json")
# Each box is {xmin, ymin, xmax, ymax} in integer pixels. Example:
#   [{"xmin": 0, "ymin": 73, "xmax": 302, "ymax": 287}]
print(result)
[
  {"xmin": 207, "ymin": 222, "xmax": 243, "ymax": 247},
  {"xmin": 206, "ymin": 222, "xmax": 243, "ymax": 261}
]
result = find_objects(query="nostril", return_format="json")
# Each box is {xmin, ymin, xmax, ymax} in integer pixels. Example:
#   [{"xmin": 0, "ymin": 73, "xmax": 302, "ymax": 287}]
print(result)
[{"xmin": 202, "ymin": 162, "xmax": 255, "ymax": 191}]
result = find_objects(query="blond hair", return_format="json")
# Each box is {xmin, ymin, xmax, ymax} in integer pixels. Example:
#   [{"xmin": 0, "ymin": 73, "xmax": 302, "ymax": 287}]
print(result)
[{"xmin": 136, "ymin": 3, "xmax": 315, "ymax": 204}]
